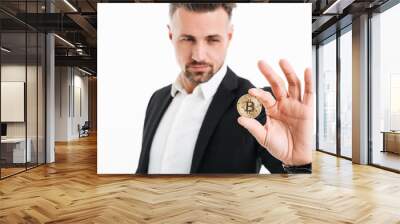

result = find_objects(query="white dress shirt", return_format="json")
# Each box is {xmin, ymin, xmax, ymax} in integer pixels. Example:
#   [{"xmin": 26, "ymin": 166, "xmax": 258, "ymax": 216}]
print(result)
[{"xmin": 148, "ymin": 63, "xmax": 228, "ymax": 174}]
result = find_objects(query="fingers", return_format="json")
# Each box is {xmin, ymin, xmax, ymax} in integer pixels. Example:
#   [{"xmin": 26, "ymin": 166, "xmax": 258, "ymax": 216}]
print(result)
[
  {"xmin": 248, "ymin": 88, "xmax": 278, "ymax": 116},
  {"xmin": 303, "ymin": 67, "xmax": 313, "ymax": 105},
  {"xmin": 279, "ymin": 59, "xmax": 301, "ymax": 101},
  {"xmin": 257, "ymin": 60, "xmax": 287, "ymax": 101},
  {"xmin": 258, "ymin": 59, "xmax": 313, "ymax": 106},
  {"xmin": 237, "ymin": 116, "xmax": 266, "ymax": 145}
]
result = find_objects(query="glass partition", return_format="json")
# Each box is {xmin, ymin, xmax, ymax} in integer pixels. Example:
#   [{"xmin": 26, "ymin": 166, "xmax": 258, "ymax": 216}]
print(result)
[
  {"xmin": 27, "ymin": 31, "xmax": 38, "ymax": 169},
  {"xmin": 38, "ymin": 32, "xmax": 45, "ymax": 165},
  {"xmin": 1, "ymin": 31, "xmax": 28, "ymax": 177},
  {"xmin": 0, "ymin": 1, "xmax": 46, "ymax": 179}
]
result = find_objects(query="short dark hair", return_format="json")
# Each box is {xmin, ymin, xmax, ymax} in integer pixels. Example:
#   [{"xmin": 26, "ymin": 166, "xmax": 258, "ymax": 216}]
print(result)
[{"xmin": 169, "ymin": 3, "xmax": 236, "ymax": 20}]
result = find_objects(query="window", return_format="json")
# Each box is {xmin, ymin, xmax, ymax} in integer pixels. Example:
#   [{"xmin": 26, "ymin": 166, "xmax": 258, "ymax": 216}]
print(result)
[
  {"xmin": 317, "ymin": 36, "xmax": 337, "ymax": 154},
  {"xmin": 370, "ymin": 3, "xmax": 400, "ymax": 171},
  {"xmin": 339, "ymin": 28, "xmax": 352, "ymax": 158}
]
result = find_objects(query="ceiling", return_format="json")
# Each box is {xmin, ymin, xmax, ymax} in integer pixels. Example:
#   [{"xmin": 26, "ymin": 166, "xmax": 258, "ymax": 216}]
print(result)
[{"xmin": 0, "ymin": 0, "xmax": 394, "ymax": 75}]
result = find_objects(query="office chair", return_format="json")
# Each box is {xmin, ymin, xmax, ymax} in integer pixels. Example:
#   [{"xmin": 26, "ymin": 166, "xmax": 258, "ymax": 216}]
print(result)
[{"xmin": 79, "ymin": 121, "xmax": 90, "ymax": 138}]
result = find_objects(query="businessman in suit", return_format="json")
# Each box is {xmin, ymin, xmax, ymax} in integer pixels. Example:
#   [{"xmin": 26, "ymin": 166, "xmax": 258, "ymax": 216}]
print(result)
[{"xmin": 136, "ymin": 3, "xmax": 313, "ymax": 174}]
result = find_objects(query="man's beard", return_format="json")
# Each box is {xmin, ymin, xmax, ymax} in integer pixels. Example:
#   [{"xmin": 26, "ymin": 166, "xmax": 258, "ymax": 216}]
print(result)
[{"xmin": 184, "ymin": 62, "xmax": 214, "ymax": 85}]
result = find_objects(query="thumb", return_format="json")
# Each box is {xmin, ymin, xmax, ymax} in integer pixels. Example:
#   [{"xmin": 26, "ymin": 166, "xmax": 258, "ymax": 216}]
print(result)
[{"xmin": 237, "ymin": 116, "xmax": 266, "ymax": 145}]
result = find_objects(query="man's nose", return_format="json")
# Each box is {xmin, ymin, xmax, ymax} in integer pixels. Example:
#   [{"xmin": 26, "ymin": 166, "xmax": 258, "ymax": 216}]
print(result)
[{"xmin": 191, "ymin": 43, "xmax": 206, "ymax": 62}]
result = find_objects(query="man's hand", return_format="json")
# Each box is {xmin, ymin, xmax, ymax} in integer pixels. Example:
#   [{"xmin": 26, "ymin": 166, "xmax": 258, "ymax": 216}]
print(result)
[{"xmin": 237, "ymin": 59, "xmax": 314, "ymax": 166}]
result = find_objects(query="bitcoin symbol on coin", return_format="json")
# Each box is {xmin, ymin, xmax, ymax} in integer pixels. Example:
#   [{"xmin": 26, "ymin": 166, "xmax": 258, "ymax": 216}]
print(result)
[
  {"xmin": 245, "ymin": 100, "xmax": 255, "ymax": 114},
  {"xmin": 237, "ymin": 94, "xmax": 262, "ymax": 119}
]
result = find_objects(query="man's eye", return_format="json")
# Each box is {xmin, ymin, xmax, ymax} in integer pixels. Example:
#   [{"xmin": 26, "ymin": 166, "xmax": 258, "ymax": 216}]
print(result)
[
  {"xmin": 208, "ymin": 39, "xmax": 220, "ymax": 43},
  {"xmin": 181, "ymin": 38, "xmax": 193, "ymax": 42}
]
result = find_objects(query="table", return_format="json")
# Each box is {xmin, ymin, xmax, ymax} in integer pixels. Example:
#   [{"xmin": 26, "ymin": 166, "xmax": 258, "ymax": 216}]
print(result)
[
  {"xmin": 381, "ymin": 131, "xmax": 400, "ymax": 154},
  {"xmin": 1, "ymin": 138, "xmax": 32, "ymax": 163}
]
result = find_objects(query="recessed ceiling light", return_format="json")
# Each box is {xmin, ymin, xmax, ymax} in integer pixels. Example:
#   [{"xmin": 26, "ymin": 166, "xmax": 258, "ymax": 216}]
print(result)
[
  {"xmin": 63, "ymin": 0, "xmax": 78, "ymax": 12},
  {"xmin": 78, "ymin": 67, "xmax": 93, "ymax": 76},
  {"xmin": 54, "ymin": 34, "xmax": 75, "ymax": 48},
  {"xmin": 323, "ymin": 0, "xmax": 354, "ymax": 15},
  {"xmin": 1, "ymin": 47, "xmax": 11, "ymax": 53}
]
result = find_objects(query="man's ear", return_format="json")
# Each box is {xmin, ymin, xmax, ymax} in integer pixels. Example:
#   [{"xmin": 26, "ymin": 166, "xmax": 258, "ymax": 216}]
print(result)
[
  {"xmin": 167, "ymin": 24, "xmax": 172, "ymax": 40},
  {"xmin": 228, "ymin": 24, "xmax": 233, "ymax": 41}
]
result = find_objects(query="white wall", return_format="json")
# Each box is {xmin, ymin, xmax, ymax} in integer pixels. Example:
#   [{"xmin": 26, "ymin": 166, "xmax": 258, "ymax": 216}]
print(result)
[
  {"xmin": 55, "ymin": 66, "xmax": 69, "ymax": 141},
  {"xmin": 72, "ymin": 72, "xmax": 89, "ymax": 138},
  {"xmin": 55, "ymin": 67, "xmax": 89, "ymax": 141}
]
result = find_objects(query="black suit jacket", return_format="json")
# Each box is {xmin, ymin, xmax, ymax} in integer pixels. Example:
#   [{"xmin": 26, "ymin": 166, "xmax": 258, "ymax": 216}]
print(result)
[{"xmin": 136, "ymin": 67, "xmax": 309, "ymax": 174}]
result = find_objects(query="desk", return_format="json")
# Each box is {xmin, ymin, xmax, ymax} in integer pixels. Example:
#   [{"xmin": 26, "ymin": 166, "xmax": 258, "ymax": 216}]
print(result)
[
  {"xmin": 381, "ymin": 131, "xmax": 400, "ymax": 154},
  {"xmin": 1, "ymin": 138, "xmax": 31, "ymax": 163}
]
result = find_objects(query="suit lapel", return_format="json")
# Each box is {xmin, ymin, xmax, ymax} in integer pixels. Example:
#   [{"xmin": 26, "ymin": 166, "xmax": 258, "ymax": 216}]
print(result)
[
  {"xmin": 139, "ymin": 89, "xmax": 173, "ymax": 173},
  {"xmin": 190, "ymin": 67, "xmax": 239, "ymax": 173}
]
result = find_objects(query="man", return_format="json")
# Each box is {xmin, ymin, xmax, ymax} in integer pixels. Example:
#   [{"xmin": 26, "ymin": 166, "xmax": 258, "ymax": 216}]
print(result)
[{"xmin": 136, "ymin": 3, "xmax": 313, "ymax": 174}]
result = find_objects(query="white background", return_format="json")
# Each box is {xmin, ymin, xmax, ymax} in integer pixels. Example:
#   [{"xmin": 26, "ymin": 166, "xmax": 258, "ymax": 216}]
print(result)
[{"xmin": 98, "ymin": 3, "xmax": 311, "ymax": 174}]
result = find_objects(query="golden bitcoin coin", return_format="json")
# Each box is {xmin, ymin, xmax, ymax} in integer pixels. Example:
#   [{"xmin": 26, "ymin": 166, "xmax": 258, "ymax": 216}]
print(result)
[{"xmin": 236, "ymin": 94, "xmax": 262, "ymax": 119}]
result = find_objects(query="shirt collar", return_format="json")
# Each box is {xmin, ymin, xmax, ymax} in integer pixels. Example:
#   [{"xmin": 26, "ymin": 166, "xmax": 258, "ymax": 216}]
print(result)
[
  {"xmin": 171, "ymin": 76, "xmax": 186, "ymax": 97},
  {"xmin": 171, "ymin": 62, "xmax": 227, "ymax": 100}
]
